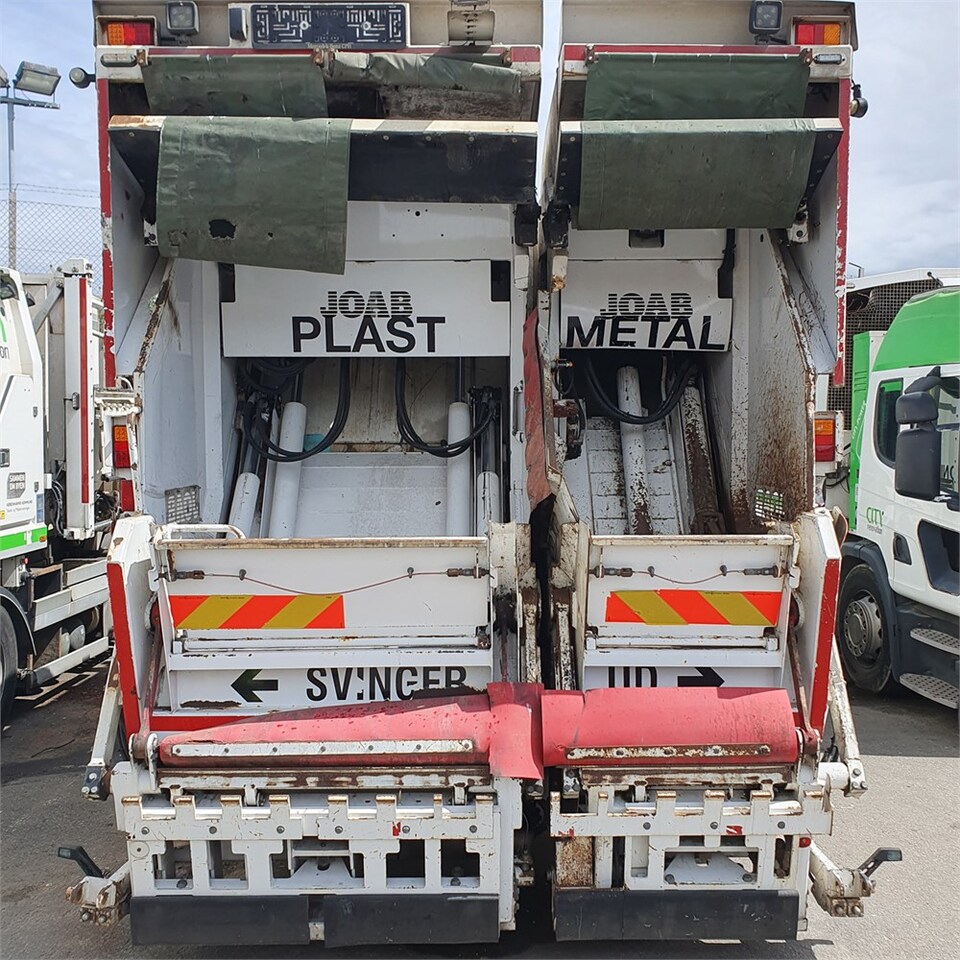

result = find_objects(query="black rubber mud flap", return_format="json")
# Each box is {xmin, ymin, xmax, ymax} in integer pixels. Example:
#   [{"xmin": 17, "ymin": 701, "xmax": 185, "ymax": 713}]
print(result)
[
  {"xmin": 130, "ymin": 896, "xmax": 310, "ymax": 945},
  {"xmin": 553, "ymin": 888, "xmax": 800, "ymax": 941},
  {"xmin": 323, "ymin": 894, "xmax": 501, "ymax": 946}
]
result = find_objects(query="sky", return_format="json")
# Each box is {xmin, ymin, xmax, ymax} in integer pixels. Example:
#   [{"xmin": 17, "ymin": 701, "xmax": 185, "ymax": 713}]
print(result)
[{"xmin": 1, "ymin": 0, "xmax": 958, "ymax": 276}]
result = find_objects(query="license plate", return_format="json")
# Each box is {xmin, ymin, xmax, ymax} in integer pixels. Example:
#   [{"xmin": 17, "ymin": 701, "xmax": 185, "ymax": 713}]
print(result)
[{"xmin": 250, "ymin": 3, "xmax": 408, "ymax": 49}]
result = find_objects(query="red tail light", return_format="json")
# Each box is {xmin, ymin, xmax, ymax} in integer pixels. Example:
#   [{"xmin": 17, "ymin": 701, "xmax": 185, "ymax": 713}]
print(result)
[
  {"xmin": 814, "ymin": 416, "xmax": 837, "ymax": 463},
  {"xmin": 795, "ymin": 21, "xmax": 843, "ymax": 45},
  {"xmin": 103, "ymin": 20, "xmax": 155, "ymax": 46}
]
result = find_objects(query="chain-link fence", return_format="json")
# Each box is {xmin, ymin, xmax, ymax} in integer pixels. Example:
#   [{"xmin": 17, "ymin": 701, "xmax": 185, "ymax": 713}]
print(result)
[{"xmin": 1, "ymin": 184, "xmax": 102, "ymax": 293}]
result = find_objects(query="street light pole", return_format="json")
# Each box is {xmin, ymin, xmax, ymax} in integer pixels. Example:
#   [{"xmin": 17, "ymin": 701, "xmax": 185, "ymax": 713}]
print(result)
[
  {"xmin": 6, "ymin": 97, "xmax": 16, "ymax": 268},
  {"xmin": 1, "ymin": 61, "xmax": 61, "ymax": 270}
]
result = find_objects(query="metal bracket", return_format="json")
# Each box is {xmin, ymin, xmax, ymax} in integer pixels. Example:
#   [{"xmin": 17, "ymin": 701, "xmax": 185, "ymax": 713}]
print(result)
[
  {"xmin": 81, "ymin": 652, "xmax": 123, "ymax": 801},
  {"xmin": 809, "ymin": 842, "xmax": 902, "ymax": 917},
  {"xmin": 824, "ymin": 639, "xmax": 867, "ymax": 795},
  {"xmin": 65, "ymin": 860, "xmax": 131, "ymax": 927}
]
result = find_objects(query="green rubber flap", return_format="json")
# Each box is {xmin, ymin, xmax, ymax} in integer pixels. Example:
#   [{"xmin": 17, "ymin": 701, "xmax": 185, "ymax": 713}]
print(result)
[
  {"xmin": 142, "ymin": 56, "xmax": 328, "ymax": 117},
  {"xmin": 156, "ymin": 117, "xmax": 350, "ymax": 274},
  {"xmin": 578, "ymin": 119, "xmax": 819, "ymax": 230},
  {"xmin": 583, "ymin": 54, "xmax": 810, "ymax": 121},
  {"xmin": 326, "ymin": 52, "xmax": 521, "ymax": 96}
]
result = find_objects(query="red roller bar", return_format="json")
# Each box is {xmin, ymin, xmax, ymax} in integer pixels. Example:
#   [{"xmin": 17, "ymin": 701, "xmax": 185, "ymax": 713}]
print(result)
[
  {"xmin": 159, "ymin": 683, "xmax": 543, "ymax": 781},
  {"xmin": 541, "ymin": 687, "xmax": 799, "ymax": 767}
]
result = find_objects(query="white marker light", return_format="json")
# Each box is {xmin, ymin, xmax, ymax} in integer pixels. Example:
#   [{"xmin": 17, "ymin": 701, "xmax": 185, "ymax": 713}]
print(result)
[
  {"xmin": 166, "ymin": 1, "xmax": 199, "ymax": 35},
  {"xmin": 748, "ymin": 1, "xmax": 783, "ymax": 36}
]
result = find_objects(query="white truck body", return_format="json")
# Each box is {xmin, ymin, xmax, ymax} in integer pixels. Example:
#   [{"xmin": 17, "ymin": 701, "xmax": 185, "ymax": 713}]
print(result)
[
  {"xmin": 0, "ymin": 261, "xmax": 112, "ymax": 719},
  {"xmin": 69, "ymin": 0, "xmax": 898, "ymax": 947}
]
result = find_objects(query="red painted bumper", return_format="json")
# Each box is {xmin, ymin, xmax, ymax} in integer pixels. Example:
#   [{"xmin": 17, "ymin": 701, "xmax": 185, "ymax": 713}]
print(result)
[
  {"xmin": 158, "ymin": 682, "xmax": 544, "ymax": 780},
  {"xmin": 157, "ymin": 685, "xmax": 798, "ymax": 777},
  {"xmin": 541, "ymin": 687, "xmax": 799, "ymax": 766}
]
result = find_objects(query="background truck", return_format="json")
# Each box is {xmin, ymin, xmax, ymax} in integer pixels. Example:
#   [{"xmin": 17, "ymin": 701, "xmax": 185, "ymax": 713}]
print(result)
[
  {"xmin": 65, "ymin": 0, "xmax": 897, "ymax": 947},
  {"xmin": 825, "ymin": 282, "xmax": 959, "ymax": 706},
  {"xmin": 537, "ymin": 0, "xmax": 897, "ymax": 942},
  {"xmin": 1, "ymin": 260, "xmax": 114, "ymax": 721}
]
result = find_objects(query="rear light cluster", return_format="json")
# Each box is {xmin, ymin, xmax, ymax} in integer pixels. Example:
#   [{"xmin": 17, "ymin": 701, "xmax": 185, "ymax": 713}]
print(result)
[
  {"xmin": 794, "ymin": 21, "xmax": 843, "ymax": 45},
  {"xmin": 814, "ymin": 415, "xmax": 837, "ymax": 463},
  {"xmin": 113, "ymin": 423, "xmax": 132, "ymax": 469},
  {"xmin": 103, "ymin": 19, "xmax": 155, "ymax": 46}
]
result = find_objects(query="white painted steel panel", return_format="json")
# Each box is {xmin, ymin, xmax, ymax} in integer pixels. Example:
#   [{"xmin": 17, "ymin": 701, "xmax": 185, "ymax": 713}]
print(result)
[
  {"xmin": 296, "ymin": 453, "xmax": 448, "ymax": 538},
  {"xmin": 222, "ymin": 261, "xmax": 510, "ymax": 358},
  {"xmin": 560, "ymin": 260, "xmax": 732, "ymax": 352},
  {"xmin": 170, "ymin": 647, "xmax": 492, "ymax": 712},
  {"xmin": 583, "ymin": 646, "xmax": 786, "ymax": 692},
  {"xmin": 159, "ymin": 540, "xmax": 490, "ymax": 640},
  {"xmin": 587, "ymin": 535, "xmax": 792, "ymax": 643},
  {"xmin": 344, "ymin": 202, "xmax": 514, "ymax": 261},
  {"xmin": 566, "ymin": 227, "xmax": 727, "ymax": 262}
]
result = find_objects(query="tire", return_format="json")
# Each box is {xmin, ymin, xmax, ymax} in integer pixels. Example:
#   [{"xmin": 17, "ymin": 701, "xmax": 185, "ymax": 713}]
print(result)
[
  {"xmin": 837, "ymin": 564, "xmax": 898, "ymax": 694},
  {"xmin": 1, "ymin": 606, "xmax": 20, "ymax": 722}
]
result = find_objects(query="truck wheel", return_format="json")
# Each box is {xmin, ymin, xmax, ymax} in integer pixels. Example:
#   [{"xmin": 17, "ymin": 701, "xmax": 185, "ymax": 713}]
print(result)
[
  {"xmin": 837, "ymin": 565, "xmax": 897, "ymax": 694},
  {"xmin": 1, "ymin": 606, "xmax": 19, "ymax": 722}
]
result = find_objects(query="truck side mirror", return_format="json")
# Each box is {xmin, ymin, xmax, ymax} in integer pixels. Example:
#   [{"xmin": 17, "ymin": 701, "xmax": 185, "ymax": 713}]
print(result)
[{"xmin": 894, "ymin": 391, "xmax": 941, "ymax": 501}]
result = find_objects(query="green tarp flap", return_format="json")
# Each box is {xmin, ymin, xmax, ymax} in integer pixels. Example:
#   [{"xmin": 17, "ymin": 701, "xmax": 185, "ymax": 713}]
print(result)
[
  {"xmin": 583, "ymin": 54, "xmax": 810, "ymax": 121},
  {"xmin": 325, "ymin": 52, "xmax": 521, "ymax": 96},
  {"xmin": 156, "ymin": 117, "xmax": 350, "ymax": 274},
  {"xmin": 142, "ymin": 56, "xmax": 328, "ymax": 117},
  {"xmin": 578, "ymin": 119, "xmax": 819, "ymax": 230}
]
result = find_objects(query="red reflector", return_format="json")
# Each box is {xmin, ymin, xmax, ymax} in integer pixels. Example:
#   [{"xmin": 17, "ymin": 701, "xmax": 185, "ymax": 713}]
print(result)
[
  {"xmin": 815, "ymin": 417, "xmax": 836, "ymax": 463},
  {"xmin": 113, "ymin": 423, "xmax": 131, "ymax": 469},
  {"xmin": 118, "ymin": 478, "xmax": 135, "ymax": 512},
  {"xmin": 799, "ymin": 836, "xmax": 812, "ymax": 848},
  {"xmin": 105, "ymin": 20, "xmax": 155, "ymax": 45},
  {"xmin": 795, "ymin": 23, "xmax": 820, "ymax": 44}
]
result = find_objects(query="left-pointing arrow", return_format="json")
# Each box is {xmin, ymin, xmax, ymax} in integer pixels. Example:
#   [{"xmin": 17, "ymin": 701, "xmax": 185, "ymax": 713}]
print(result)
[{"xmin": 231, "ymin": 669, "xmax": 279, "ymax": 703}]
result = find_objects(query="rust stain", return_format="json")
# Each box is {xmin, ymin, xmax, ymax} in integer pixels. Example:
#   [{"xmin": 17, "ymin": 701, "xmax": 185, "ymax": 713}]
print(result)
[
  {"xmin": 135, "ymin": 266, "xmax": 174, "ymax": 376},
  {"xmin": 179, "ymin": 700, "xmax": 241, "ymax": 710},
  {"xmin": 555, "ymin": 836, "xmax": 594, "ymax": 888}
]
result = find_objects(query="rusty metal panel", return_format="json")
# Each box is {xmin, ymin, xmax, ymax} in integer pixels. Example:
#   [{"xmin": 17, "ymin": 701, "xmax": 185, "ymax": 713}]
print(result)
[{"xmin": 556, "ymin": 836, "xmax": 595, "ymax": 888}]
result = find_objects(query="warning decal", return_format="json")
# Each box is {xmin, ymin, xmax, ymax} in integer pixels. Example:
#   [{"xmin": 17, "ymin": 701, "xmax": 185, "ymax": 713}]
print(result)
[
  {"xmin": 169, "ymin": 594, "xmax": 345, "ymax": 630},
  {"xmin": 605, "ymin": 590, "xmax": 781, "ymax": 627}
]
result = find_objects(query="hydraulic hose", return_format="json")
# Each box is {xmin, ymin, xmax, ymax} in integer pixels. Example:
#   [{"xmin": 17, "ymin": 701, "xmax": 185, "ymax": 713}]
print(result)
[
  {"xmin": 394, "ymin": 358, "xmax": 495, "ymax": 459},
  {"xmin": 583, "ymin": 357, "xmax": 697, "ymax": 426},
  {"xmin": 243, "ymin": 357, "xmax": 351, "ymax": 462}
]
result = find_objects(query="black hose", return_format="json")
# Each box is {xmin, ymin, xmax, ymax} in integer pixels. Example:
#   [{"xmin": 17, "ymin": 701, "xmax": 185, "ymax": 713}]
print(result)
[
  {"xmin": 583, "ymin": 357, "xmax": 697, "ymax": 426},
  {"xmin": 394, "ymin": 358, "xmax": 495, "ymax": 459},
  {"xmin": 243, "ymin": 358, "xmax": 351, "ymax": 462}
]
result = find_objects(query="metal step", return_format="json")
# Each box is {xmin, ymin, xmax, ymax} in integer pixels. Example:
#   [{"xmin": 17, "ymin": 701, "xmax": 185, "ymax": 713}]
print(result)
[
  {"xmin": 899, "ymin": 673, "xmax": 960, "ymax": 709},
  {"xmin": 910, "ymin": 627, "xmax": 960, "ymax": 655}
]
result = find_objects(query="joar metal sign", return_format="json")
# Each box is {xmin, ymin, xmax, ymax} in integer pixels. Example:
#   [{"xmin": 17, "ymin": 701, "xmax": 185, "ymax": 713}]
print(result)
[
  {"xmin": 560, "ymin": 260, "xmax": 733, "ymax": 352},
  {"xmin": 221, "ymin": 261, "xmax": 512, "ymax": 358}
]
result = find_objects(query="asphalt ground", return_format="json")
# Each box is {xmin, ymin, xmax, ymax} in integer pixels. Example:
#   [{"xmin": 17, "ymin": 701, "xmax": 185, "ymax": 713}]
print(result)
[{"xmin": 1, "ymin": 657, "xmax": 957, "ymax": 960}]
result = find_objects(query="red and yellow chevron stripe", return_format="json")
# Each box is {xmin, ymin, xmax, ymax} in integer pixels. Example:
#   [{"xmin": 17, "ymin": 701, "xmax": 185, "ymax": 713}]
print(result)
[
  {"xmin": 605, "ymin": 590, "xmax": 781, "ymax": 627},
  {"xmin": 168, "ymin": 594, "xmax": 345, "ymax": 630}
]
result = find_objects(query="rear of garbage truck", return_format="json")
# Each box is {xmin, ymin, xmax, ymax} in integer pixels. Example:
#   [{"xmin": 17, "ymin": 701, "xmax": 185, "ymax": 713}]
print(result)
[
  {"xmin": 65, "ymin": 0, "xmax": 900, "ymax": 947},
  {"xmin": 539, "ymin": 0, "xmax": 898, "ymax": 941},
  {"xmin": 72, "ymin": 0, "xmax": 547, "ymax": 945}
]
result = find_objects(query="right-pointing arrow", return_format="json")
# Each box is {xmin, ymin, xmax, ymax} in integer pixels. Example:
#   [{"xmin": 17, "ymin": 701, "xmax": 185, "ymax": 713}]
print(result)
[{"xmin": 677, "ymin": 667, "xmax": 724, "ymax": 687}]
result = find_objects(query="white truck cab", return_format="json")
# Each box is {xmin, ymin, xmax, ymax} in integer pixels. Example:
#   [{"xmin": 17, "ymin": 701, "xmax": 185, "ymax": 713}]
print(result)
[{"xmin": 836, "ymin": 287, "xmax": 959, "ymax": 706}]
